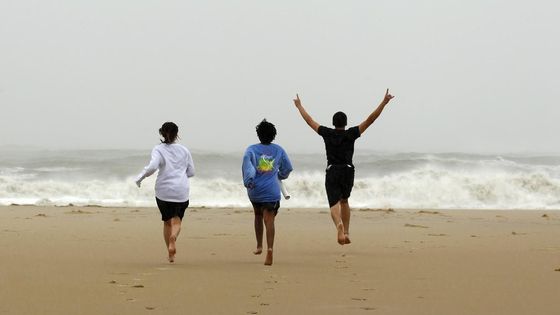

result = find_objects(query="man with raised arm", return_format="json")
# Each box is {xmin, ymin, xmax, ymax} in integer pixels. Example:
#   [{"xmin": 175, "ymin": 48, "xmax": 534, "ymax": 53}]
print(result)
[{"xmin": 293, "ymin": 90, "xmax": 395, "ymax": 245}]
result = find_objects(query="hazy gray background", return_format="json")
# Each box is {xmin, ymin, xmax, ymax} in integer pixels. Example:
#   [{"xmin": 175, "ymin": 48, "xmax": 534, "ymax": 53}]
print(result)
[{"xmin": 1, "ymin": 0, "xmax": 558, "ymax": 154}]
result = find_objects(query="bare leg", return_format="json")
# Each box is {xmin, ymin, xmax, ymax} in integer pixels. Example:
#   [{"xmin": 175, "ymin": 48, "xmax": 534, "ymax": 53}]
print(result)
[
  {"xmin": 330, "ymin": 201, "xmax": 345, "ymax": 245},
  {"xmin": 253, "ymin": 207, "xmax": 264, "ymax": 255},
  {"xmin": 163, "ymin": 220, "xmax": 172, "ymax": 248},
  {"xmin": 263, "ymin": 210, "xmax": 275, "ymax": 265},
  {"xmin": 340, "ymin": 199, "xmax": 351, "ymax": 244},
  {"xmin": 168, "ymin": 216, "xmax": 182, "ymax": 263}
]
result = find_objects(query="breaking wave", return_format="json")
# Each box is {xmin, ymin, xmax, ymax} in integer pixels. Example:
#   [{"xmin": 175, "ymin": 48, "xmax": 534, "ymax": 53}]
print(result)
[{"xmin": 2, "ymin": 163, "xmax": 560, "ymax": 209}]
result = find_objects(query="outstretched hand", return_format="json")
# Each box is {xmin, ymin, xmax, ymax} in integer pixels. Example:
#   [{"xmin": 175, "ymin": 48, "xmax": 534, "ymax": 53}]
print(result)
[
  {"xmin": 382, "ymin": 89, "xmax": 395, "ymax": 105},
  {"xmin": 293, "ymin": 93, "xmax": 320, "ymax": 132},
  {"xmin": 293, "ymin": 94, "xmax": 302, "ymax": 107}
]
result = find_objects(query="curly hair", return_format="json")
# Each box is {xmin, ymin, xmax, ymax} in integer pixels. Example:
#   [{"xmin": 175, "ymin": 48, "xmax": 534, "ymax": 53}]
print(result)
[{"xmin": 256, "ymin": 119, "xmax": 277, "ymax": 144}]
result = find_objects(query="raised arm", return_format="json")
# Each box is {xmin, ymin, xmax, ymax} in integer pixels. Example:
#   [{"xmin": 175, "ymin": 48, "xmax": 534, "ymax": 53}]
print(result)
[
  {"xmin": 358, "ymin": 89, "xmax": 395, "ymax": 134},
  {"xmin": 293, "ymin": 94, "xmax": 320, "ymax": 133}
]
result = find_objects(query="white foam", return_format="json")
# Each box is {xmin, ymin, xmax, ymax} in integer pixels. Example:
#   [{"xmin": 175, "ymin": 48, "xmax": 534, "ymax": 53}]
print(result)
[{"xmin": 1, "ymin": 156, "xmax": 560, "ymax": 209}]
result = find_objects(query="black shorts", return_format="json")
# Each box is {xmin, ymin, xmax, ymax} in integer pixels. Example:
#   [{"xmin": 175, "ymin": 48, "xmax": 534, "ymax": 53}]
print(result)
[
  {"xmin": 325, "ymin": 165, "xmax": 355, "ymax": 207},
  {"xmin": 251, "ymin": 201, "xmax": 280, "ymax": 216},
  {"xmin": 156, "ymin": 197, "xmax": 189, "ymax": 221}
]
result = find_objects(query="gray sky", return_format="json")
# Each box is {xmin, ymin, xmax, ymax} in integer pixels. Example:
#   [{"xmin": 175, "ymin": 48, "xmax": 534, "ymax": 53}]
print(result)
[{"xmin": 1, "ymin": 0, "xmax": 558, "ymax": 154}]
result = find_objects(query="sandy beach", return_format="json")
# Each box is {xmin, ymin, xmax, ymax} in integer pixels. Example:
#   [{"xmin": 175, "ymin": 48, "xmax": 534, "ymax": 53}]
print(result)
[{"xmin": 1, "ymin": 205, "xmax": 559, "ymax": 315}]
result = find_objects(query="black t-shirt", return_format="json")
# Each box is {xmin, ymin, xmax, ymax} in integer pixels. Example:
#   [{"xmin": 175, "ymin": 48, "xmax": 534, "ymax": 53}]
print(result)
[{"xmin": 318, "ymin": 126, "xmax": 361, "ymax": 166}]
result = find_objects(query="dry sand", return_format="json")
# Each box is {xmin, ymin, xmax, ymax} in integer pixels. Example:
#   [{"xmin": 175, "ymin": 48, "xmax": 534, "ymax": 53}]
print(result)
[{"xmin": 1, "ymin": 205, "xmax": 560, "ymax": 315}]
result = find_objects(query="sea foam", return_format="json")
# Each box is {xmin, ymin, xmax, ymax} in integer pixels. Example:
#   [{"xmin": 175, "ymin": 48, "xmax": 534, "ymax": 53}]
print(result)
[{"xmin": 1, "ymin": 151, "xmax": 559, "ymax": 209}]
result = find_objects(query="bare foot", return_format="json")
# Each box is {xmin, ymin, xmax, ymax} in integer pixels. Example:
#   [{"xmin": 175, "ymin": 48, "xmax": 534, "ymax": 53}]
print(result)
[
  {"xmin": 168, "ymin": 235, "xmax": 177, "ymax": 263},
  {"xmin": 344, "ymin": 233, "xmax": 351, "ymax": 244},
  {"xmin": 337, "ymin": 223, "xmax": 345, "ymax": 245},
  {"xmin": 253, "ymin": 247, "xmax": 263, "ymax": 255},
  {"xmin": 264, "ymin": 249, "xmax": 273, "ymax": 266}
]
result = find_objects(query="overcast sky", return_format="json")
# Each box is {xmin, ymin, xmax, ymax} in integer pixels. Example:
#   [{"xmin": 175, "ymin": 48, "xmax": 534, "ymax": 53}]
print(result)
[{"xmin": 1, "ymin": 1, "xmax": 558, "ymax": 154}]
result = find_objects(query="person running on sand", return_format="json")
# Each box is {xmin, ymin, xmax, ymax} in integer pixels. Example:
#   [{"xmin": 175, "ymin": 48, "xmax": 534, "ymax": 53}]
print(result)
[
  {"xmin": 242, "ymin": 119, "xmax": 293, "ymax": 265},
  {"xmin": 135, "ymin": 122, "xmax": 195, "ymax": 262},
  {"xmin": 293, "ymin": 90, "xmax": 394, "ymax": 245}
]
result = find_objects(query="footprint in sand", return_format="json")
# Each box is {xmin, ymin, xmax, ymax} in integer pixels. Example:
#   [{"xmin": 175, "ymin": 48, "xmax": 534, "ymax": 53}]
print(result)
[
  {"xmin": 352, "ymin": 298, "xmax": 367, "ymax": 301},
  {"xmin": 404, "ymin": 223, "xmax": 429, "ymax": 229},
  {"xmin": 417, "ymin": 210, "xmax": 440, "ymax": 215},
  {"xmin": 155, "ymin": 267, "xmax": 172, "ymax": 271},
  {"xmin": 335, "ymin": 262, "xmax": 349, "ymax": 270},
  {"xmin": 145, "ymin": 306, "xmax": 156, "ymax": 310},
  {"xmin": 2, "ymin": 229, "xmax": 20, "ymax": 235},
  {"xmin": 66, "ymin": 209, "xmax": 94, "ymax": 215},
  {"xmin": 361, "ymin": 307, "xmax": 376, "ymax": 311}
]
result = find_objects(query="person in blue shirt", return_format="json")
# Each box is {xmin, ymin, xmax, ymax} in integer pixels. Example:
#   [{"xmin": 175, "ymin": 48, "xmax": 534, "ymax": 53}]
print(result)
[{"xmin": 242, "ymin": 119, "xmax": 293, "ymax": 265}]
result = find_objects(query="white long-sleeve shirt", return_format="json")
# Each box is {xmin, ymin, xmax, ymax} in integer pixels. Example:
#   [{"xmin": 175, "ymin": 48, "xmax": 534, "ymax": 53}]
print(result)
[{"xmin": 135, "ymin": 143, "xmax": 195, "ymax": 202}]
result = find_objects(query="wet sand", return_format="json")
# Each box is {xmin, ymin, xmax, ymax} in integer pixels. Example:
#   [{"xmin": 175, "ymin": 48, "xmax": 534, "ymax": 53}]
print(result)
[{"xmin": 1, "ymin": 205, "xmax": 560, "ymax": 315}]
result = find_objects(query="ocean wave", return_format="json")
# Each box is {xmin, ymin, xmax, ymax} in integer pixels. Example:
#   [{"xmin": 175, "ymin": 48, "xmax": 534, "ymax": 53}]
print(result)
[{"xmin": 1, "ymin": 166, "xmax": 560, "ymax": 209}]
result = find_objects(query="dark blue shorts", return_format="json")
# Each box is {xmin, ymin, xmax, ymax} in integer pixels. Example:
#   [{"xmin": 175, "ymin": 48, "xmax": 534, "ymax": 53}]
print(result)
[
  {"xmin": 325, "ymin": 165, "xmax": 355, "ymax": 207},
  {"xmin": 251, "ymin": 201, "xmax": 280, "ymax": 216},
  {"xmin": 156, "ymin": 197, "xmax": 189, "ymax": 221}
]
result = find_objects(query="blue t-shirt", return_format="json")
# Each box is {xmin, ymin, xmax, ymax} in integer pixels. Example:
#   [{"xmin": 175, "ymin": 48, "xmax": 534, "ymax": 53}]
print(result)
[{"xmin": 242, "ymin": 143, "xmax": 293, "ymax": 203}]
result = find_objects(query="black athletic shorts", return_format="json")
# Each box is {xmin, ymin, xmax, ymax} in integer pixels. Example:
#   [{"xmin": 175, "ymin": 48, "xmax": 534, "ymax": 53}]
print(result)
[
  {"xmin": 156, "ymin": 197, "xmax": 189, "ymax": 221},
  {"xmin": 251, "ymin": 201, "xmax": 280, "ymax": 216},
  {"xmin": 325, "ymin": 165, "xmax": 355, "ymax": 207}
]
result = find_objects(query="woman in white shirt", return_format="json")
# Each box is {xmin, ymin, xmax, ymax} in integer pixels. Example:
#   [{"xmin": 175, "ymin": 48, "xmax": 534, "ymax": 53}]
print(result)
[{"xmin": 135, "ymin": 122, "xmax": 195, "ymax": 263}]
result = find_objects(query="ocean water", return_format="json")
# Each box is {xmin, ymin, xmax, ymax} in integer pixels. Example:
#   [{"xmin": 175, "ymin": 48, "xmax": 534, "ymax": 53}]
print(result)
[{"xmin": 1, "ymin": 149, "xmax": 560, "ymax": 209}]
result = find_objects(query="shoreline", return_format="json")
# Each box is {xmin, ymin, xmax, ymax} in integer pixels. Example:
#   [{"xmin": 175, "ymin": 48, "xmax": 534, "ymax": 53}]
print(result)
[
  {"xmin": 3, "ymin": 204, "xmax": 560, "ymax": 211},
  {"xmin": 2, "ymin": 205, "xmax": 560, "ymax": 314}
]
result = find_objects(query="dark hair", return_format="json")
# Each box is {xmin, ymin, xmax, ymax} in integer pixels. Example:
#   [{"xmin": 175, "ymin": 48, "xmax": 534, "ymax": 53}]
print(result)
[
  {"xmin": 256, "ymin": 119, "xmax": 276, "ymax": 144},
  {"xmin": 332, "ymin": 111, "xmax": 347, "ymax": 128},
  {"xmin": 159, "ymin": 122, "xmax": 179, "ymax": 144}
]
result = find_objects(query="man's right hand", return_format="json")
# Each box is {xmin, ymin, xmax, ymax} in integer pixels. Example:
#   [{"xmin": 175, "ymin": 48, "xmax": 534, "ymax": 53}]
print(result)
[{"xmin": 293, "ymin": 93, "xmax": 320, "ymax": 132}]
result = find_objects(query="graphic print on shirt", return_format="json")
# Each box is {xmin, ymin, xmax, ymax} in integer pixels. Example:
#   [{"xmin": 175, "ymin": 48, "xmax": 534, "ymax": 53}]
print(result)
[{"xmin": 257, "ymin": 154, "xmax": 275, "ymax": 173}]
